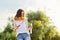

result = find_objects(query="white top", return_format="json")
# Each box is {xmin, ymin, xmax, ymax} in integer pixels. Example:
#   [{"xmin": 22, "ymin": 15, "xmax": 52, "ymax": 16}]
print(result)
[{"xmin": 14, "ymin": 19, "xmax": 29, "ymax": 36}]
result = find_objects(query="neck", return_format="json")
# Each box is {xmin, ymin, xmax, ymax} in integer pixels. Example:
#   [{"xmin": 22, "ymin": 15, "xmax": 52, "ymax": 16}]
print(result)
[{"xmin": 20, "ymin": 16, "xmax": 24, "ymax": 20}]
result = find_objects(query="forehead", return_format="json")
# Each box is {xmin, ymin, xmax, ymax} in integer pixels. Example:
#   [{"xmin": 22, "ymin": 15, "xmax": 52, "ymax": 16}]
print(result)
[
  {"xmin": 22, "ymin": 10, "xmax": 24, "ymax": 12},
  {"xmin": 22, "ymin": 11, "xmax": 24, "ymax": 13}
]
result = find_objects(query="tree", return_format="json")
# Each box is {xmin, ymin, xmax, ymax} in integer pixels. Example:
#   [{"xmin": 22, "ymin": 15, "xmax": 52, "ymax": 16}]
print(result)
[
  {"xmin": 1, "ymin": 17, "xmax": 16, "ymax": 40},
  {"xmin": 26, "ymin": 10, "xmax": 57, "ymax": 40},
  {"xmin": 0, "ymin": 10, "xmax": 60, "ymax": 40},
  {"xmin": 3, "ymin": 23, "xmax": 13, "ymax": 33}
]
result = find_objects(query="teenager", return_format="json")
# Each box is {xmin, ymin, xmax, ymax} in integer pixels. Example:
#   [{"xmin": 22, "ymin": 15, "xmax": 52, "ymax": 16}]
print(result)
[{"xmin": 13, "ymin": 9, "xmax": 32, "ymax": 40}]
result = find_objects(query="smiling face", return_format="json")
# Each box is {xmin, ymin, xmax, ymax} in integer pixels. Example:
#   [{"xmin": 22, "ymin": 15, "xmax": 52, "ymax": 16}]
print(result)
[{"xmin": 14, "ymin": 9, "xmax": 25, "ymax": 20}]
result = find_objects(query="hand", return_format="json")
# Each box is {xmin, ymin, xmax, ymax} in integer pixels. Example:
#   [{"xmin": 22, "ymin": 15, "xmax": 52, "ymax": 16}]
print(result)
[
  {"xmin": 13, "ymin": 29, "xmax": 16, "ymax": 32},
  {"xmin": 30, "ymin": 31, "xmax": 32, "ymax": 34},
  {"xmin": 29, "ymin": 28, "xmax": 32, "ymax": 34}
]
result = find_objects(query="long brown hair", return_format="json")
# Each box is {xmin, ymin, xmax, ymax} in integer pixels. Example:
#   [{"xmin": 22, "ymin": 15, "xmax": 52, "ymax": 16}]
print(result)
[{"xmin": 14, "ymin": 9, "xmax": 24, "ymax": 21}]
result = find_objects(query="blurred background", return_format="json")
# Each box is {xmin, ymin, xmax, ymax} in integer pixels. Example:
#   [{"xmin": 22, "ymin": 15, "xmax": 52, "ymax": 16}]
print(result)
[{"xmin": 0, "ymin": 0, "xmax": 60, "ymax": 40}]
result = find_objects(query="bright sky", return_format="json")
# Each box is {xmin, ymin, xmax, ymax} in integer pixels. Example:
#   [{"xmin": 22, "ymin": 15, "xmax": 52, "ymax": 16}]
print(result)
[{"xmin": 0, "ymin": 0, "xmax": 60, "ymax": 32}]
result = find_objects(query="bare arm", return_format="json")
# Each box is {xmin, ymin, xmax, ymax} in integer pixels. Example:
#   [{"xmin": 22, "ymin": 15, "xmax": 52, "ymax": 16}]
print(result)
[
  {"xmin": 13, "ymin": 22, "xmax": 17, "ymax": 32},
  {"xmin": 13, "ymin": 20, "xmax": 19, "ymax": 32},
  {"xmin": 26, "ymin": 19, "xmax": 33, "ymax": 34},
  {"xmin": 29, "ymin": 23, "xmax": 33, "ymax": 34}
]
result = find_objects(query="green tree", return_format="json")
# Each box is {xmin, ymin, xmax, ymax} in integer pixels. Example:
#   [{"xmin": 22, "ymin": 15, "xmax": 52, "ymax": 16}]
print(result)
[
  {"xmin": 3, "ymin": 23, "xmax": 13, "ymax": 33},
  {"xmin": 26, "ymin": 10, "xmax": 57, "ymax": 40},
  {"xmin": 0, "ymin": 10, "xmax": 60, "ymax": 40},
  {"xmin": 1, "ymin": 17, "xmax": 16, "ymax": 40}
]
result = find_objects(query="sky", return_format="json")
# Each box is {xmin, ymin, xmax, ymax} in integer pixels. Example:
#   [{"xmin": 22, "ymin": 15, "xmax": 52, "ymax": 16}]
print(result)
[{"xmin": 0, "ymin": 0, "xmax": 60, "ymax": 32}]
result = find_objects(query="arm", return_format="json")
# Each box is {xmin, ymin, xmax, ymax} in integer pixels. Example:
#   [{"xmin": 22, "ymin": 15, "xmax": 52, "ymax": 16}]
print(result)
[
  {"xmin": 13, "ymin": 21, "xmax": 20, "ymax": 32},
  {"xmin": 26, "ymin": 20, "xmax": 33, "ymax": 34},
  {"xmin": 13, "ymin": 22, "xmax": 17, "ymax": 32},
  {"xmin": 29, "ymin": 23, "xmax": 33, "ymax": 34},
  {"xmin": 25, "ymin": 18, "xmax": 33, "ymax": 34}
]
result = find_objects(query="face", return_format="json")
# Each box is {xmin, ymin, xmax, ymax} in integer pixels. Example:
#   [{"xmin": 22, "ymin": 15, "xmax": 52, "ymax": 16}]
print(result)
[{"xmin": 21, "ymin": 11, "xmax": 24, "ymax": 17}]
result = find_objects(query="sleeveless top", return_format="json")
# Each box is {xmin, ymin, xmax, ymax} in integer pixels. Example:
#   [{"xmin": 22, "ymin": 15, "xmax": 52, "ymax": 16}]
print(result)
[{"xmin": 14, "ymin": 19, "xmax": 29, "ymax": 36}]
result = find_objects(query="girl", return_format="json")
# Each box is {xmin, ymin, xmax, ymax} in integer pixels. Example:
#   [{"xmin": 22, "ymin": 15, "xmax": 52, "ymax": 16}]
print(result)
[{"xmin": 13, "ymin": 9, "xmax": 32, "ymax": 40}]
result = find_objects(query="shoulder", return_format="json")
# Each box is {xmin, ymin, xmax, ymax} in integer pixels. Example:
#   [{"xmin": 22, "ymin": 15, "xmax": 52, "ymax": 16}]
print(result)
[
  {"xmin": 13, "ymin": 19, "xmax": 20, "ymax": 24},
  {"xmin": 24, "ymin": 18, "xmax": 28, "ymax": 22}
]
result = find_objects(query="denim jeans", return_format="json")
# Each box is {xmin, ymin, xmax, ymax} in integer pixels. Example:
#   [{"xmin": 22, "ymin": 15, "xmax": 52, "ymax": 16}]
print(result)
[{"xmin": 17, "ymin": 33, "xmax": 31, "ymax": 40}]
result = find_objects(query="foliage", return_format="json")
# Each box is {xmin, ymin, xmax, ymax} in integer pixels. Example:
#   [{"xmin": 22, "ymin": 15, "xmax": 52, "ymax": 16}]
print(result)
[
  {"xmin": 26, "ymin": 10, "xmax": 59, "ymax": 40},
  {"xmin": 0, "ymin": 10, "xmax": 60, "ymax": 40}
]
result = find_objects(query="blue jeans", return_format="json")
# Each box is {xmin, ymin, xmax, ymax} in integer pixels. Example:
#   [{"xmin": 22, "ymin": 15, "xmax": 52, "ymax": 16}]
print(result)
[{"xmin": 17, "ymin": 33, "xmax": 31, "ymax": 40}]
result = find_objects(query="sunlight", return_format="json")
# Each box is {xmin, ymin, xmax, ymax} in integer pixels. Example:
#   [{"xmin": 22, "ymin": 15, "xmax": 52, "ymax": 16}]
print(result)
[
  {"xmin": 27, "ymin": 0, "xmax": 60, "ymax": 33},
  {"xmin": 0, "ymin": 0, "xmax": 60, "ymax": 33}
]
